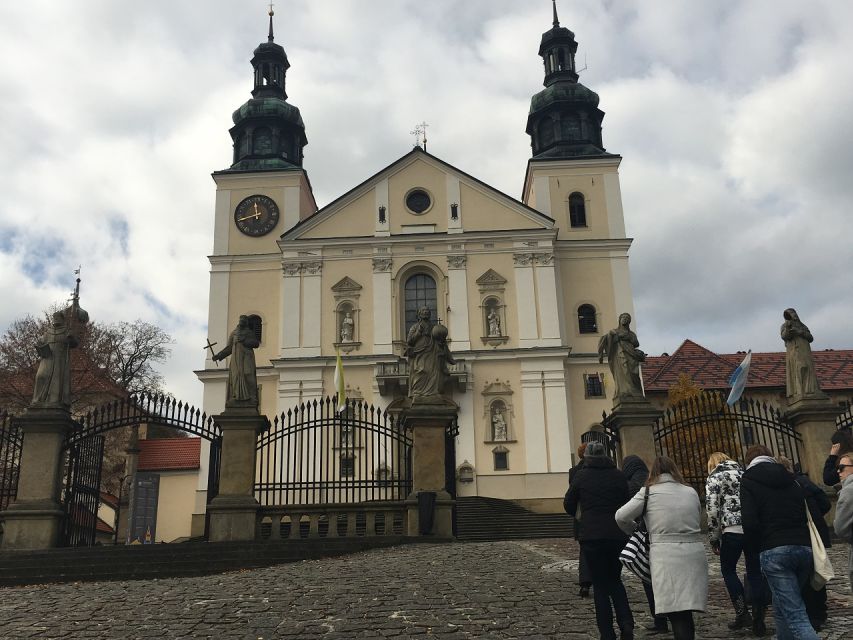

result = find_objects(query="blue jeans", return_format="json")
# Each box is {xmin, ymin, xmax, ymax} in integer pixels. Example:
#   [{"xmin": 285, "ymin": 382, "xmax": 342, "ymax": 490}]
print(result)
[{"xmin": 759, "ymin": 546, "xmax": 819, "ymax": 640}]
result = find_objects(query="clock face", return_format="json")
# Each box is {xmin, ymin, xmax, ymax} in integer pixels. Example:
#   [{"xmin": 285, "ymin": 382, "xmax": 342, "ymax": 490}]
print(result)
[{"xmin": 234, "ymin": 195, "xmax": 280, "ymax": 237}]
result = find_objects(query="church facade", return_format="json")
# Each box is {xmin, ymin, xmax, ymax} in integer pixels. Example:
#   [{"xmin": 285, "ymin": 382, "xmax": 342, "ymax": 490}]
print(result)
[{"xmin": 195, "ymin": 6, "xmax": 636, "ymax": 521}]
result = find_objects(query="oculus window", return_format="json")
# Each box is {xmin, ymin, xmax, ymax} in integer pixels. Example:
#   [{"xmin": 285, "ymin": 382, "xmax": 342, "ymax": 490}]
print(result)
[{"xmin": 405, "ymin": 189, "xmax": 432, "ymax": 214}]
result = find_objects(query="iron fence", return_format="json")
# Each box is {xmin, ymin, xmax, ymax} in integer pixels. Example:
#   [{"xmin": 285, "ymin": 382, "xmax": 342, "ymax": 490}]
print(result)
[
  {"xmin": 837, "ymin": 399, "xmax": 853, "ymax": 432},
  {"xmin": 0, "ymin": 411, "xmax": 22, "ymax": 513},
  {"xmin": 255, "ymin": 397, "xmax": 413, "ymax": 507},
  {"xmin": 654, "ymin": 392, "xmax": 802, "ymax": 495}
]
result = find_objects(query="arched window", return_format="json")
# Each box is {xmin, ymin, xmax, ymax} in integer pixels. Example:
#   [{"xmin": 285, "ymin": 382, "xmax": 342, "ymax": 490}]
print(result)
[
  {"xmin": 404, "ymin": 273, "xmax": 437, "ymax": 335},
  {"xmin": 247, "ymin": 314, "xmax": 263, "ymax": 343},
  {"xmin": 577, "ymin": 304, "xmax": 597, "ymax": 334},
  {"xmin": 569, "ymin": 192, "xmax": 587, "ymax": 227}
]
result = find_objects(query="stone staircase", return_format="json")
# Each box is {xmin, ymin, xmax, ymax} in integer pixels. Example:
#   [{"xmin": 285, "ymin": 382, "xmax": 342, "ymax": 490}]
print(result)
[
  {"xmin": 0, "ymin": 537, "xmax": 411, "ymax": 586},
  {"xmin": 455, "ymin": 496, "xmax": 574, "ymax": 541}
]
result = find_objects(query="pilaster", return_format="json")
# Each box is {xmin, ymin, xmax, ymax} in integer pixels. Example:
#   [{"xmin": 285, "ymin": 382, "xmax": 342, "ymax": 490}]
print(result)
[
  {"xmin": 446, "ymin": 254, "xmax": 471, "ymax": 351},
  {"xmin": 372, "ymin": 253, "xmax": 393, "ymax": 354}
]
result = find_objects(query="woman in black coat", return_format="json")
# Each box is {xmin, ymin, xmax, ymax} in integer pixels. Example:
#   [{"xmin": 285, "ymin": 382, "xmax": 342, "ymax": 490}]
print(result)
[
  {"xmin": 570, "ymin": 443, "xmax": 592, "ymax": 597},
  {"xmin": 622, "ymin": 455, "xmax": 667, "ymax": 634},
  {"xmin": 565, "ymin": 442, "xmax": 634, "ymax": 640}
]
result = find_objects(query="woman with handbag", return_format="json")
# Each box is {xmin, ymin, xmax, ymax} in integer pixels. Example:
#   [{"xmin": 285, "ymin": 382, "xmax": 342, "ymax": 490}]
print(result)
[
  {"xmin": 616, "ymin": 456, "xmax": 707, "ymax": 640},
  {"xmin": 705, "ymin": 452, "xmax": 766, "ymax": 635},
  {"xmin": 622, "ymin": 455, "xmax": 667, "ymax": 634},
  {"xmin": 564, "ymin": 441, "xmax": 634, "ymax": 640}
]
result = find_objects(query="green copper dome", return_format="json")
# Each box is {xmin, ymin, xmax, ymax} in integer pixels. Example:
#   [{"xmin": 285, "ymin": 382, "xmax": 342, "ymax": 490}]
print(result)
[{"xmin": 232, "ymin": 97, "xmax": 305, "ymax": 128}]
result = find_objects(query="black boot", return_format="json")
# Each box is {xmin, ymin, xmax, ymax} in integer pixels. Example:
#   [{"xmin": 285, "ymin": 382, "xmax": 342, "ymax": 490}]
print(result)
[
  {"xmin": 751, "ymin": 605, "xmax": 767, "ymax": 637},
  {"xmin": 727, "ymin": 594, "xmax": 753, "ymax": 630}
]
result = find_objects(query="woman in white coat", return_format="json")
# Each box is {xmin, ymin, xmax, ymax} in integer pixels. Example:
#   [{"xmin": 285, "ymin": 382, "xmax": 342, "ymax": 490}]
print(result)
[{"xmin": 615, "ymin": 456, "xmax": 708, "ymax": 640}]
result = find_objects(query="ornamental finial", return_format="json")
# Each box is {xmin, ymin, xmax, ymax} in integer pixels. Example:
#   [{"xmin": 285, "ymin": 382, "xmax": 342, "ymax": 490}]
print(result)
[
  {"xmin": 552, "ymin": 0, "xmax": 560, "ymax": 28},
  {"xmin": 268, "ymin": 3, "xmax": 275, "ymax": 42}
]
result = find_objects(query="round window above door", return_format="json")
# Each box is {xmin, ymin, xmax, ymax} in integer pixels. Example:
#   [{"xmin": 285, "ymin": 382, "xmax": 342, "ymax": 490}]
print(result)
[{"xmin": 405, "ymin": 188, "xmax": 432, "ymax": 215}]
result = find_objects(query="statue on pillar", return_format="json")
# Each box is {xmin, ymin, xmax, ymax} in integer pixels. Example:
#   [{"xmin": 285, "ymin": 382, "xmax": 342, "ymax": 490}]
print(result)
[
  {"xmin": 213, "ymin": 315, "xmax": 260, "ymax": 408},
  {"xmin": 405, "ymin": 307, "xmax": 456, "ymax": 401},
  {"xmin": 598, "ymin": 312, "xmax": 646, "ymax": 402},
  {"xmin": 32, "ymin": 277, "xmax": 89, "ymax": 409},
  {"xmin": 781, "ymin": 308, "xmax": 824, "ymax": 399}
]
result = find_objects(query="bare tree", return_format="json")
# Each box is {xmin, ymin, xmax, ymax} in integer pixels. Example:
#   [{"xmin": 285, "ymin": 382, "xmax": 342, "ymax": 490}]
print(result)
[{"xmin": 0, "ymin": 314, "xmax": 177, "ymax": 495}]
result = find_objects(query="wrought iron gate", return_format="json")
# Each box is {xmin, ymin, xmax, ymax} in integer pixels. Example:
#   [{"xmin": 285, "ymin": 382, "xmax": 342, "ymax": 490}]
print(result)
[
  {"xmin": 0, "ymin": 411, "xmax": 22, "ymax": 513},
  {"xmin": 61, "ymin": 393, "xmax": 222, "ymax": 546},
  {"xmin": 63, "ymin": 434, "xmax": 105, "ymax": 547},
  {"xmin": 255, "ymin": 397, "xmax": 413, "ymax": 539},
  {"xmin": 653, "ymin": 392, "xmax": 802, "ymax": 495},
  {"xmin": 837, "ymin": 399, "xmax": 853, "ymax": 432}
]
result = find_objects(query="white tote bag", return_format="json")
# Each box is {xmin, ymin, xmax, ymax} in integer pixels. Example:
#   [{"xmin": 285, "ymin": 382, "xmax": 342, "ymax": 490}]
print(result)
[{"xmin": 805, "ymin": 501, "xmax": 834, "ymax": 590}]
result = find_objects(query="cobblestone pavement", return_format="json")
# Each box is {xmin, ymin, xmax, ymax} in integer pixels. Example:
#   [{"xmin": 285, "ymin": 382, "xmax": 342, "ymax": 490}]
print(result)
[{"xmin": 0, "ymin": 540, "xmax": 850, "ymax": 639}]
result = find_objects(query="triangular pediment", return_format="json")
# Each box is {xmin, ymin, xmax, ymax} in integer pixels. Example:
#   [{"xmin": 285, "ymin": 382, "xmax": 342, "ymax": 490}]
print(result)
[
  {"xmin": 282, "ymin": 147, "xmax": 554, "ymax": 241},
  {"xmin": 476, "ymin": 269, "xmax": 507, "ymax": 287},
  {"xmin": 331, "ymin": 276, "xmax": 363, "ymax": 293}
]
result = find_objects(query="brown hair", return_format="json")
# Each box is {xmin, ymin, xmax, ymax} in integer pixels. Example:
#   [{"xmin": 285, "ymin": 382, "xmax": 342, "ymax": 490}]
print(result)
[
  {"xmin": 745, "ymin": 444, "xmax": 773, "ymax": 465},
  {"xmin": 832, "ymin": 429, "xmax": 853, "ymax": 455},
  {"xmin": 706, "ymin": 452, "xmax": 730, "ymax": 475},
  {"xmin": 647, "ymin": 455, "xmax": 688, "ymax": 486},
  {"xmin": 577, "ymin": 442, "xmax": 588, "ymax": 459}
]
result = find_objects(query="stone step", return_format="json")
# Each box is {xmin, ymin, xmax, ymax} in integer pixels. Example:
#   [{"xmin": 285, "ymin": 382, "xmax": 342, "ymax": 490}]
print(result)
[{"xmin": 454, "ymin": 497, "xmax": 574, "ymax": 541}]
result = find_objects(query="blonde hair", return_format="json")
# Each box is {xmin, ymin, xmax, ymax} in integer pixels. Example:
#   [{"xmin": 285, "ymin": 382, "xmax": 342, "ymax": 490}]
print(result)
[
  {"xmin": 778, "ymin": 456, "xmax": 794, "ymax": 473},
  {"xmin": 706, "ymin": 452, "xmax": 730, "ymax": 475}
]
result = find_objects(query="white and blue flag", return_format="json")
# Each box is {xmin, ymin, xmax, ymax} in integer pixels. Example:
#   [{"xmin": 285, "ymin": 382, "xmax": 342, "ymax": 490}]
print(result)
[{"xmin": 726, "ymin": 350, "xmax": 752, "ymax": 406}]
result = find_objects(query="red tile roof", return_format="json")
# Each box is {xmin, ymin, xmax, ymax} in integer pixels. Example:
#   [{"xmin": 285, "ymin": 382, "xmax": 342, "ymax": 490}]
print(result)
[
  {"xmin": 642, "ymin": 339, "xmax": 853, "ymax": 394},
  {"xmin": 137, "ymin": 438, "xmax": 201, "ymax": 472}
]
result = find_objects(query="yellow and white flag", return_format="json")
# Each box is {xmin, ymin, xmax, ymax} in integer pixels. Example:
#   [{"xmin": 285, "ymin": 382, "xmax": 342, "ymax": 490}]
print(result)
[{"xmin": 334, "ymin": 347, "xmax": 346, "ymax": 413}]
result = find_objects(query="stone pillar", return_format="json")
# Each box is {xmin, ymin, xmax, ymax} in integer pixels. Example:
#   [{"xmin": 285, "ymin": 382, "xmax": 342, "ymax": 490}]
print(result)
[
  {"xmin": 403, "ymin": 400, "xmax": 457, "ymax": 539},
  {"xmin": 606, "ymin": 399, "xmax": 661, "ymax": 469},
  {"xmin": 0, "ymin": 408, "xmax": 72, "ymax": 549},
  {"xmin": 785, "ymin": 398, "xmax": 841, "ymax": 485},
  {"xmin": 207, "ymin": 409, "xmax": 269, "ymax": 542}
]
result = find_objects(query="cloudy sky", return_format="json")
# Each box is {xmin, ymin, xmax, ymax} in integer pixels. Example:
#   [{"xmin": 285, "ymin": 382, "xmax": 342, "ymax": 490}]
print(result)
[{"xmin": 1, "ymin": 0, "xmax": 851, "ymax": 406}]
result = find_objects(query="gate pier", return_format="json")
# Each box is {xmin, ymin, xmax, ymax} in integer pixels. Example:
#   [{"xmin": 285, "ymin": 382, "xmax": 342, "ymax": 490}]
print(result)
[
  {"xmin": 208, "ymin": 409, "xmax": 269, "ymax": 542},
  {"xmin": 403, "ymin": 400, "xmax": 457, "ymax": 539},
  {"xmin": 785, "ymin": 397, "xmax": 842, "ymax": 484},
  {"xmin": 605, "ymin": 399, "xmax": 661, "ymax": 469},
  {"xmin": 1, "ymin": 408, "xmax": 72, "ymax": 550}
]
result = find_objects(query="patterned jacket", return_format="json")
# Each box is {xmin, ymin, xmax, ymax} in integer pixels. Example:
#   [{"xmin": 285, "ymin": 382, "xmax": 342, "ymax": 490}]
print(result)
[{"xmin": 705, "ymin": 459, "xmax": 744, "ymax": 543}]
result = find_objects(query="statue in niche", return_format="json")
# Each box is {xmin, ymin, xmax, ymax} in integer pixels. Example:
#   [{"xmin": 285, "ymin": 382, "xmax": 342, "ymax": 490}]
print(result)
[
  {"xmin": 32, "ymin": 305, "xmax": 90, "ymax": 409},
  {"xmin": 487, "ymin": 306, "xmax": 501, "ymax": 337},
  {"xmin": 491, "ymin": 406, "xmax": 508, "ymax": 441},
  {"xmin": 597, "ymin": 312, "xmax": 646, "ymax": 401},
  {"xmin": 213, "ymin": 315, "xmax": 260, "ymax": 407},
  {"xmin": 340, "ymin": 310, "xmax": 354, "ymax": 343},
  {"xmin": 781, "ymin": 308, "xmax": 823, "ymax": 399},
  {"xmin": 405, "ymin": 307, "xmax": 456, "ymax": 400}
]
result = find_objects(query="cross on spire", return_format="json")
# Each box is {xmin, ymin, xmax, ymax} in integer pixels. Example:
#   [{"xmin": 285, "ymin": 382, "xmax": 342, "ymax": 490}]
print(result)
[{"xmin": 410, "ymin": 121, "xmax": 429, "ymax": 151}]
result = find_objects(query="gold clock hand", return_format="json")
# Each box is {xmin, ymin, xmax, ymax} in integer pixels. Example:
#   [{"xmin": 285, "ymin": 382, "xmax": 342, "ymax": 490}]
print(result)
[{"xmin": 237, "ymin": 213, "xmax": 262, "ymax": 222}]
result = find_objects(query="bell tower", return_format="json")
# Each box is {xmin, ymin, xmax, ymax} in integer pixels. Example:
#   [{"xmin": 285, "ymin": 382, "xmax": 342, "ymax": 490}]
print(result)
[
  {"xmin": 525, "ymin": 0, "xmax": 611, "ymax": 160},
  {"xmin": 226, "ymin": 7, "xmax": 308, "ymax": 172}
]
